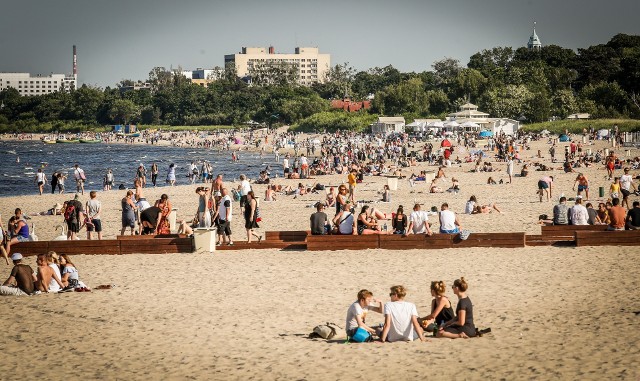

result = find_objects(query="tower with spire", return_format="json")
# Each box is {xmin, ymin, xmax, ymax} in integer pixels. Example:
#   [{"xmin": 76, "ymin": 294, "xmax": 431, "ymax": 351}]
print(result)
[{"xmin": 527, "ymin": 22, "xmax": 542, "ymax": 51}]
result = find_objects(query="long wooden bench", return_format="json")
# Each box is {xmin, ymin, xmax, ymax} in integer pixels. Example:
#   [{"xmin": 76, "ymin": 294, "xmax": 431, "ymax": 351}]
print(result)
[
  {"xmin": 264, "ymin": 231, "xmax": 309, "ymax": 242},
  {"xmin": 575, "ymin": 230, "xmax": 640, "ymax": 247},
  {"xmin": 379, "ymin": 234, "xmax": 453, "ymax": 250},
  {"xmin": 116, "ymin": 234, "xmax": 187, "ymax": 240},
  {"xmin": 307, "ymin": 234, "xmax": 379, "ymax": 251},
  {"xmin": 11, "ymin": 237, "xmax": 194, "ymax": 256},
  {"xmin": 452, "ymin": 232, "xmax": 525, "ymax": 248}
]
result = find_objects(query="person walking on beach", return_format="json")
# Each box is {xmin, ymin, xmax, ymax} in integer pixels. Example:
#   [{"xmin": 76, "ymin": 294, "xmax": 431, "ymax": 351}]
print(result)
[
  {"xmin": 104, "ymin": 169, "xmax": 114, "ymax": 191},
  {"xmin": 506, "ymin": 157, "xmax": 514, "ymax": 184},
  {"xmin": 215, "ymin": 188, "xmax": 233, "ymax": 246},
  {"xmin": 166, "ymin": 163, "xmax": 176, "ymax": 186},
  {"xmin": 50, "ymin": 171, "xmax": 58, "ymax": 194},
  {"xmin": 573, "ymin": 173, "xmax": 590, "ymax": 200},
  {"xmin": 57, "ymin": 172, "xmax": 67, "ymax": 193},
  {"xmin": 150, "ymin": 163, "xmax": 159, "ymax": 187},
  {"xmin": 65, "ymin": 195, "xmax": 84, "ymax": 240},
  {"xmin": 35, "ymin": 168, "xmax": 47, "ymax": 195},
  {"xmin": 244, "ymin": 191, "xmax": 261, "ymax": 243},
  {"xmin": 85, "ymin": 191, "xmax": 102, "ymax": 240},
  {"xmin": 283, "ymin": 155, "xmax": 290, "ymax": 177},
  {"xmin": 73, "ymin": 164, "xmax": 86, "ymax": 195},
  {"xmin": 154, "ymin": 194, "xmax": 173, "ymax": 235},
  {"xmin": 136, "ymin": 164, "xmax": 147, "ymax": 188},
  {"xmin": 619, "ymin": 168, "xmax": 636, "ymax": 210}
]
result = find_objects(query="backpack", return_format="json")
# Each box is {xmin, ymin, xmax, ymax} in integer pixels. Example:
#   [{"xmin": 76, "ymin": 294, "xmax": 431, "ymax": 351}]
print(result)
[
  {"xmin": 310, "ymin": 322, "xmax": 342, "ymax": 340},
  {"xmin": 64, "ymin": 203, "xmax": 76, "ymax": 222}
]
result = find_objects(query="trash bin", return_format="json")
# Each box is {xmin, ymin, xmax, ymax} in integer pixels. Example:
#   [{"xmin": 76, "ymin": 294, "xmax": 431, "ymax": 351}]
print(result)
[
  {"xmin": 599, "ymin": 186, "xmax": 604, "ymax": 198},
  {"xmin": 194, "ymin": 228, "xmax": 217, "ymax": 252},
  {"xmin": 425, "ymin": 171, "xmax": 435, "ymax": 182},
  {"xmin": 387, "ymin": 177, "xmax": 398, "ymax": 191},
  {"xmin": 169, "ymin": 209, "xmax": 177, "ymax": 233}
]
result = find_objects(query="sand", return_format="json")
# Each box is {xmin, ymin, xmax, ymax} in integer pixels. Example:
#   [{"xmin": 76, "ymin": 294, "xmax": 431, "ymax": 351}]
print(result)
[{"xmin": 1, "ymin": 136, "xmax": 639, "ymax": 380}]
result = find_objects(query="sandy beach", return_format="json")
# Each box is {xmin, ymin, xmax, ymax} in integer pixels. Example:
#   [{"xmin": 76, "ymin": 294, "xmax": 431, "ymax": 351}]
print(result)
[{"xmin": 1, "ymin": 136, "xmax": 639, "ymax": 380}]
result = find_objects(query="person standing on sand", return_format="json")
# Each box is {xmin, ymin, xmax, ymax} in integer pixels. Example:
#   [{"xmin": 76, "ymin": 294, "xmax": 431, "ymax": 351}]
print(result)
[
  {"xmin": 244, "ymin": 191, "xmax": 261, "ymax": 243},
  {"xmin": 73, "ymin": 164, "xmax": 86, "ymax": 195},
  {"xmin": 121, "ymin": 190, "xmax": 137, "ymax": 236},
  {"xmin": 150, "ymin": 163, "xmax": 159, "ymax": 187},
  {"xmin": 573, "ymin": 173, "xmax": 590, "ymax": 200},
  {"xmin": 166, "ymin": 163, "xmax": 176, "ymax": 186},
  {"xmin": 35, "ymin": 168, "xmax": 47, "ymax": 195},
  {"xmin": 506, "ymin": 156, "xmax": 514, "ymax": 184},
  {"xmin": 215, "ymin": 188, "xmax": 233, "ymax": 246},
  {"xmin": 50, "ymin": 171, "xmax": 58, "ymax": 194},
  {"xmin": 85, "ymin": 191, "xmax": 103, "ymax": 240},
  {"xmin": 537, "ymin": 175, "xmax": 553, "ymax": 202}
]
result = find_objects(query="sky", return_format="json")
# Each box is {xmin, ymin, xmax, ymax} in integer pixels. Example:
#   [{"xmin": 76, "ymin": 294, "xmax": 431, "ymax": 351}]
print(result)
[{"xmin": 1, "ymin": 0, "xmax": 639, "ymax": 88}]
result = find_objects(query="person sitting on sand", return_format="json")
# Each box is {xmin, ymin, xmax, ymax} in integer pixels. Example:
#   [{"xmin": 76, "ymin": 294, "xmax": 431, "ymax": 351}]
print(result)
[
  {"xmin": 345, "ymin": 289, "xmax": 384, "ymax": 338},
  {"xmin": 391, "ymin": 206, "xmax": 407, "ymax": 235},
  {"xmin": 487, "ymin": 177, "xmax": 497, "ymax": 185},
  {"xmin": 446, "ymin": 178, "xmax": 460, "ymax": 193},
  {"xmin": 421, "ymin": 280, "xmax": 455, "ymax": 332},
  {"xmin": 435, "ymin": 166, "xmax": 446, "ymax": 179},
  {"xmin": 380, "ymin": 285, "xmax": 425, "ymax": 342},
  {"xmin": 439, "ymin": 203, "xmax": 461, "ymax": 234},
  {"xmin": 437, "ymin": 277, "xmax": 476, "ymax": 339},
  {"xmin": 59, "ymin": 254, "xmax": 89, "ymax": 291},
  {"xmin": 356, "ymin": 206, "xmax": 389, "ymax": 235},
  {"xmin": 465, "ymin": 195, "xmax": 501, "ymax": 214},
  {"xmin": 520, "ymin": 163, "xmax": 529, "ymax": 177},
  {"xmin": 264, "ymin": 185, "xmax": 277, "ymax": 202},
  {"xmin": 0, "ymin": 253, "xmax": 36, "ymax": 296}
]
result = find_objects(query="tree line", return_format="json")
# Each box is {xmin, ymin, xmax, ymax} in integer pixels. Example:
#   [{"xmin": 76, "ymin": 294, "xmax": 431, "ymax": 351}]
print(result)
[{"xmin": 0, "ymin": 33, "xmax": 639, "ymax": 133}]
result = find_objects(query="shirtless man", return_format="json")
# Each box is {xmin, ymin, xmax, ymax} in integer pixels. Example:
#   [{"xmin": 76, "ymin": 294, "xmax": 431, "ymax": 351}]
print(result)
[
  {"xmin": 573, "ymin": 173, "xmax": 590, "ymax": 200},
  {"xmin": 0, "ymin": 253, "xmax": 36, "ymax": 296}
]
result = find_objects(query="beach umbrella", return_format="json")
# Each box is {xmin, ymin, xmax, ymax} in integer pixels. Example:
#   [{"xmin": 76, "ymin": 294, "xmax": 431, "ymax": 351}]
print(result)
[
  {"xmin": 559, "ymin": 134, "xmax": 570, "ymax": 142},
  {"xmin": 461, "ymin": 121, "xmax": 479, "ymax": 129},
  {"xmin": 597, "ymin": 129, "xmax": 609, "ymax": 137},
  {"xmin": 444, "ymin": 121, "xmax": 460, "ymax": 128},
  {"xmin": 428, "ymin": 121, "xmax": 445, "ymax": 128},
  {"xmin": 479, "ymin": 130, "xmax": 493, "ymax": 138}
]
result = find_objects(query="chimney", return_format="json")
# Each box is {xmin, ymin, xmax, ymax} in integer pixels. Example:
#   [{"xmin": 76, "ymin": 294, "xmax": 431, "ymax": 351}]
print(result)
[
  {"xmin": 73, "ymin": 45, "xmax": 77, "ymax": 76},
  {"xmin": 269, "ymin": 46, "xmax": 274, "ymax": 54}
]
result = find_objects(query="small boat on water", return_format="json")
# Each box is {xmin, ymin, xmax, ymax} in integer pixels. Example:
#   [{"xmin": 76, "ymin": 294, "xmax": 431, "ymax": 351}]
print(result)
[
  {"xmin": 56, "ymin": 139, "xmax": 80, "ymax": 144},
  {"xmin": 79, "ymin": 139, "xmax": 101, "ymax": 144},
  {"xmin": 43, "ymin": 140, "xmax": 57, "ymax": 144}
]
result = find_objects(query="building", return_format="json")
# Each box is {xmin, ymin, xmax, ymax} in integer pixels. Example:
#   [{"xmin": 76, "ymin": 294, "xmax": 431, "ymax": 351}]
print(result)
[
  {"xmin": 0, "ymin": 73, "xmax": 76, "ymax": 96},
  {"xmin": 447, "ymin": 103, "xmax": 490, "ymax": 126},
  {"xmin": 371, "ymin": 116, "xmax": 405, "ymax": 135},
  {"xmin": 446, "ymin": 103, "xmax": 520, "ymax": 135},
  {"xmin": 330, "ymin": 97, "xmax": 371, "ymax": 112},
  {"xmin": 527, "ymin": 22, "xmax": 542, "ymax": 51},
  {"xmin": 224, "ymin": 46, "xmax": 330, "ymax": 86},
  {"xmin": 0, "ymin": 45, "xmax": 77, "ymax": 96},
  {"xmin": 181, "ymin": 68, "xmax": 224, "ymax": 87}
]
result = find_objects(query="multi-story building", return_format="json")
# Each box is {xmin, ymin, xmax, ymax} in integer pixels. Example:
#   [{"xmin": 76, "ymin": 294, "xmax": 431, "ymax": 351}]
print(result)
[
  {"xmin": 224, "ymin": 46, "xmax": 330, "ymax": 86},
  {"xmin": 0, "ymin": 73, "xmax": 76, "ymax": 96}
]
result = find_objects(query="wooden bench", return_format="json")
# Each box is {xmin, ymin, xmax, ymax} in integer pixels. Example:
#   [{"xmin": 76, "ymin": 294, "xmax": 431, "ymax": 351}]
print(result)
[
  {"xmin": 575, "ymin": 230, "xmax": 640, "ymax": 247},
  {"xmin": 537, "ymin": 225, "xmax": 610, "ymax": 245},
  {"xmin": 379, "ymin": 234, "xmax": 453, "ymax": 250},
  {"xmin": 452, "ymin": 232, "xmax": 525, "ymax": 248},
  {"xmin": 11, "ymin": 237, "xmax": 194, "ymax": 256},
  {"xmin": 307, "ymin": 234, "xmax": 379, "ymax": 251},
  {"xmin": 116, "ymin": 234, "xmax": 187, "ymax": 240},
  {"xmin": 264, "ymin": 231, "xmax": 309, "ymax": 242},
  {"xmin": 215, "ymin": 241, "xmax": 307, "ymax": 251}
]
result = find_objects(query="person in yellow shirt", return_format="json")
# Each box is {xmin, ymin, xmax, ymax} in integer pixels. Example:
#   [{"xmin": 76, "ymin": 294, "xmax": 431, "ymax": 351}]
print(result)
[
  {"xmin": 609, "ymin": 177, "xmax": 621, "ymax": 199},
  {"xmin": 347, "ymin": 170, "xmax": 357, "ymax": 203}
]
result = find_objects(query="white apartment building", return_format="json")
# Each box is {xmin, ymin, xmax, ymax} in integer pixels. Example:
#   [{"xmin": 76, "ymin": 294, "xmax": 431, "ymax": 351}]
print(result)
[
  {"xmin": 0, "ymin": 73, "xmax": 76, "ymax": 96},
  {"xmin": 224, "ymin": 46, "xmax": 330, "ymax": 86}
]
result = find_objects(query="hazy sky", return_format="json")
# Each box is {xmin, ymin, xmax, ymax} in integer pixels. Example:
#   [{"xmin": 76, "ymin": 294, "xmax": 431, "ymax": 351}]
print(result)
[{"xmin": 1, "ymin": 0, "xmax": 639, "ymax": 87}]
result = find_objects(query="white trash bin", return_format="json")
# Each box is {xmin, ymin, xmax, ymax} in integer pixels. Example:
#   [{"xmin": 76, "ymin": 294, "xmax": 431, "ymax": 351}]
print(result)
[
  {"xmin": 194, "ymin": 228, "xmax": 217, "ymax": 252},
  {"xmin": 387, "ymin": 177, "xmax": 398, "ymax": 191}
]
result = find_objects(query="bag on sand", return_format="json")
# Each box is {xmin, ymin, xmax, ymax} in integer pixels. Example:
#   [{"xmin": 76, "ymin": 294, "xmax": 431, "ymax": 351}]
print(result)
[{"xmin": 310, "ymin": 322, "xmax": 342, "ymax": 340}]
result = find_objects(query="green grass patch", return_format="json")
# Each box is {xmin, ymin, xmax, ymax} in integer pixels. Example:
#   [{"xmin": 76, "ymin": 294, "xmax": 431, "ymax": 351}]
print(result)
[
  {"xmin": 522, "ymin": 119, "xmax": 640, "ymax": 134},
  {"xmin": 136, "ymin": 125, "xmax": 236, "ymax": 131}
]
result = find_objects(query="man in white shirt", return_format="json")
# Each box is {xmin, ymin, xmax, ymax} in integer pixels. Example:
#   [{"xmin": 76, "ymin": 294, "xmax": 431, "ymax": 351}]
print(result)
[
  {"xmin": 407, "ymin": 204, "xmax": 433, "ymax": 235},
  {"xmin": 570, "ymin": 197, "xmax": 589, "ymax": 225},
  {"xmin": 238, "ymin": 174, "xmax": 252, "ymax": 213},
  {"xmin": 620, "ymin": 168, "xmax": 636, "ymax": 209},
  {"xmin": 215, "ymin": 188, "xmax": 233, "ymax": 246},
  {"xmin": 345, "ymin": 289, "xmax": 383, "ymax": 337},
  {"xmin": 381, "ymin": 285, "xmax": 425, "ymax": 342},
  {"xmin": 73, "ymin": 164, "xmax": 86, "ymax": 195}
]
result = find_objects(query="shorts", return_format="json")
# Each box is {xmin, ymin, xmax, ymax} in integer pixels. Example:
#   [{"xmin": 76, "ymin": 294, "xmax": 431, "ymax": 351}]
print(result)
[
  {"xmin": 16, "ymin": 235, "xmax": 30, "ymax": 242},
  {"xmin": 284, "ymin": 168, "xmax": 290, "ymax": 174},
  {"xmin": 440, "ymin": 228, "xmax": 460, "ymax": 234},
  {"xmin": 37, "ymin": 181, "xmax": 43, "ymax": 186},
  {"xmin": 578, "ymin": 185, "xmax": 588, "ymax": 192},
  {"xmin": 87, "ymin": 219, "xmax": 102, "ymax": 232},
  {"xmin": 67, "ymin": 221, "xmax": 80, "ymax": 233},
  {"xmin": 301, "ymin": 164, "xmax": 309, "ymax": 170},
  {"xmin": 217, "ymin": 220, "xmax": 231, "ymax": 236},
  {"xmin": 621, "ymin": 189, "xmax": 630, "ymax": 198},
  {"xmin": 239, "ymin": 195, "xmax": 248, "ymax": 208},
  {"xmin": 538, "ymin": 180, "xmax": 549, "ymax": 189}
]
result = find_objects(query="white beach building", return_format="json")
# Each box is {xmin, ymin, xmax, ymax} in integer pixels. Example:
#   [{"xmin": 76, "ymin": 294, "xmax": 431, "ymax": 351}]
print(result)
[{"xmin": 371, "ymin": 116, "xmax": 405, "ymax": 135}]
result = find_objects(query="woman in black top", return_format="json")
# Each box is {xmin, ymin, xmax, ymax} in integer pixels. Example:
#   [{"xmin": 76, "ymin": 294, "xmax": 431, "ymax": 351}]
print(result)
[
  {"xmin": 423, "ymin": 280, "xmax": 455, "ymax": 329},
  {"xmin": 244, "ymin": 191, "xmax": 261, "ymax": 243},
  {"xmin": 392, "ymin": 206, "xmax": 407, "ymax": 234},
  {"xmin": 438, "ymin": 277, "xmax": 476, "ymax": 338}
]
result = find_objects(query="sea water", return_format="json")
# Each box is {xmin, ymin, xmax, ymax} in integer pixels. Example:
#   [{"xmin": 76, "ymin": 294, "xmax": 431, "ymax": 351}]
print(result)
[{"xmin": 0, "ymin": 141, "xmax": 272, "ymax": 197}]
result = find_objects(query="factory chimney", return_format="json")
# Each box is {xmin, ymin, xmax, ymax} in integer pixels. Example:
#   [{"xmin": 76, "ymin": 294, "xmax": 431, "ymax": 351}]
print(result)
[{"xmin": 73, "ymin": 45, "xmax": 77, "ymax": 76}]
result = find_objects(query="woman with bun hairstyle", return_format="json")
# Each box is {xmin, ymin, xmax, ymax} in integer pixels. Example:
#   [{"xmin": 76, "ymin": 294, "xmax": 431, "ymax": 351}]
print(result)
[
  {"xmin": 437, "ymin": 277, "xmax": 475, "ymax": 338},
  {"xmin": 422, "ymin": 281, "xmax": 455, "ymax": 331}
]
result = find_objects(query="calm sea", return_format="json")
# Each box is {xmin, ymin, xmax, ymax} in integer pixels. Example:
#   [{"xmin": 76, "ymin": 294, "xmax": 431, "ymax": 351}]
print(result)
[{"xmin": 0, "ymin": 141, "xmax": 273, "ymax": 197}]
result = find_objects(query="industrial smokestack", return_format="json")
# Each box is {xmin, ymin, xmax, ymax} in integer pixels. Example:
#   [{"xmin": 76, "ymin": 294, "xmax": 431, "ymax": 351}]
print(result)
[
  {"xmin": 73, "ymin": 45, "xmax": 77, "ymax": 76},
  {"xmin": 269, "ymin": 46, "xmax": 274, "ymax": 54}
]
